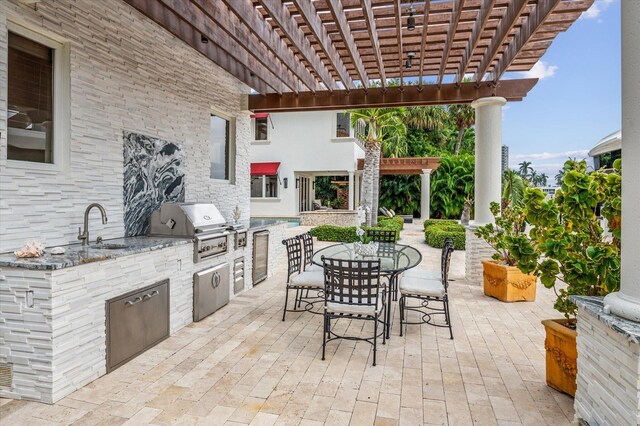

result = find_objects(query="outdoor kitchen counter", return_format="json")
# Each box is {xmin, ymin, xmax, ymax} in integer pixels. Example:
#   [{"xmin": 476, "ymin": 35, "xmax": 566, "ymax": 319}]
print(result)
[{"xmin": 0, "ymin": 236, "xmax": 193, "ymax": 270}]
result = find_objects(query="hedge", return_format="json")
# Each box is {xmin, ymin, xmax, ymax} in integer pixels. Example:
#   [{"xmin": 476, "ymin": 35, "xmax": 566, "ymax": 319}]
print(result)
[
  {"xmin": 423, "ymin": 220, "xmax": 466, "ymax": 250},
  {"xmin": 378, "ymin": 216, "xmax": 404, "ymax": 230},
  {"xmin": 423, "ymin": 219, "xmax": 458, "ymax": 230},
  {"xmin": 310, "ymin": 219, "xmax": 402, "ymax": 243}
]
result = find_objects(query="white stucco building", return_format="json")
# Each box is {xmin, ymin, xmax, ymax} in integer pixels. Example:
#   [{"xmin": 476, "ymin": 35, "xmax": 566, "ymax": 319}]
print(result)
[{"xmin": 249, "ymin": 111, "xmax": 365, "ymax": 218}]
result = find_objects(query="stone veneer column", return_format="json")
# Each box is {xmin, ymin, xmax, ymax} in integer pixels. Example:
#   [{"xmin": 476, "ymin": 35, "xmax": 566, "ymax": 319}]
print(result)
[
  {"xmin": 348, "ymin": 171, "xmax": 355, "ymax": 210},
  {"xmin": 420, "ymin": 169, "xmax": 431, "ymax": 221},
  {"xmin": 603, "ymin": 0, "xmax": 640, "ymax": 322},
  {"xmin": 465, "ymin": 97, "xmax": 506, "ymax": 285},
  {"xmin": 355, "ymin": 172, "xmax": 361, "ymax": 208}
]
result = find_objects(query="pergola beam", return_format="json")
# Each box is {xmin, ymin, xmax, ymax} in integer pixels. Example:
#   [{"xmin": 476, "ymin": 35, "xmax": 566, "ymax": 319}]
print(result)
[
  {"xmin": 259, "ymin": 0, "xmax": 341, "ymax": 91},
  {"xmin": 217, "ymin": 0, "xmax": 321, "ymax": 92},
  {"xmin": 456, "ymin": 0, "xmax": 496, "ymax": 83},
  {"xmin": 248, "ymin": 78, "xmax": 538, "ymax": 112},
  {"xmin": 437, "ymin": 0, "xmax": 465, "ymax": 86},
  {"xmin": 357, "ymin": 157, "xmax": 442, "ymax": 175},
  {"xmin": 492, "ymin": 0, "xmax": 561, "ymax": 80},
  {"xmin": 124, "ymin": 0, "xmax": 272, "ymax": 94},
  {"xmin": 473, "ymin": 0, "xmax": 529, "ymax": 83},
  {"xmin": 393, "ymin": 0, "xmax": 404, "ymax": 86},
  {"xmin": 418, "ymin": 1, "xmax": 431, "ymax": 87},
  {"xmin": 361, "ymin": 0, "xmax": 386, "ymax": 88},
  {"xmin": 159, "ymin": 0, "xmax": 292, "ymax": 94},
  {"xmin": 326, "ymin": 0, "xmax": 369, "ymax": 89}
]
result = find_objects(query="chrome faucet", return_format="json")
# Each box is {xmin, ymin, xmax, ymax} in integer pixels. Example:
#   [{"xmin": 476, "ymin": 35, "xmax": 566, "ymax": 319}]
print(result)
[{"xmin": 78, "ymin": 203, "xmax": 108, "ymax": 246}]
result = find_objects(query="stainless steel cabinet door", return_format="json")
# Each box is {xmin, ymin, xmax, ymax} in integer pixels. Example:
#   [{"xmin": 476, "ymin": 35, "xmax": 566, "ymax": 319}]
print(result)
[
  {"xmin": 193, "ymin": 263, "xmax": 230, "ymax": 321},
  {"xmin": 107, "ymin": 289, "xmax": 146, "ymax": 370},
  {"xmin": 253, "ymin": 231, "xmax": 269, "ymax": 285},
  {"xmin": 140, "ymin": 282, "xmax": 170, "ymax": 348}
]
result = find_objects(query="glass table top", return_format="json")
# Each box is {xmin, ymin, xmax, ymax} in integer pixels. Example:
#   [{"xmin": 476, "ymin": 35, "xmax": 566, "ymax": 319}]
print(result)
[{"xmin": 312, "ymin": 242, "xmax": 422, "ymax": 274}]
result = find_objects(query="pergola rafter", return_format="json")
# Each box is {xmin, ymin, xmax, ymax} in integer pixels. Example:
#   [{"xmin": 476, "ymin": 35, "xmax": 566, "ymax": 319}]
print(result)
[{"xmin": 123, "ymin": 0, "xmax": 594, "ymax": 103}]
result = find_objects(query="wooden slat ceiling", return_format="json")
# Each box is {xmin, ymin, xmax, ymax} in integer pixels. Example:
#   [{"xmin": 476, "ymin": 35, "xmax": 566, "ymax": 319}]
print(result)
[{"xmin": 124, "ymin": 0, "xmax": 593, "ymax": 96}]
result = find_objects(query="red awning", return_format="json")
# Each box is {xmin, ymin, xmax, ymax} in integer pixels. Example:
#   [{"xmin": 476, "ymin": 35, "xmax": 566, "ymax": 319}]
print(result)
[
  {"xmin": 250, "ymin": 113, "xmax": 270, "ymax": 119},
  {"xmin": 251, "ymin": 162, "xmax": 280, "ymax": 176}
]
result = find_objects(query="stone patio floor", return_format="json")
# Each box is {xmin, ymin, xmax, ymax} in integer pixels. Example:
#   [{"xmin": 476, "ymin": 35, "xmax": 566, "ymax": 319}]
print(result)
[{"xmin": 0, "ymin": 223, "xmax": 574, "ymax": 425}]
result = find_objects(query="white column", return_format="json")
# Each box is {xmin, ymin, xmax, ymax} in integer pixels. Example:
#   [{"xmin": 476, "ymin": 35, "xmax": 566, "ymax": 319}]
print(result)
[
  {"xmin": 420, "ymin": 169, "xmax": 431, "ymax": 221},
  {"xmin": 355, "ymin": 172, "xmax": 361, "ymax": 207},
  {"xmin": 470, "ymin": 97, "xmax": 507, "ymax": 225},
  {"xmin": 348, "ymin": 171, "xmax": 355, "ymax": 210},
  {"xmin": 603, "ymin": 0, "xmax": 640, "ymax": 322}
]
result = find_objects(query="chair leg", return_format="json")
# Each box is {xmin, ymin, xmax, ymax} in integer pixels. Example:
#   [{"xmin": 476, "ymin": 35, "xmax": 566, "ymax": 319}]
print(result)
[
  {"xmin": 444, "ymin": 297, "xmax": 453, "ymax": 339},
  {"xmin": 282, "ymin": 287, "xmax": 289, "ymax": 321},
  {"xmin": 382, "ymin": 305, "xmax": 386, "ymax": 345},
  {"xmin": 322, "ymin": 314, "xmax": 328, "ymax": 361},
  {"xmin": 295, "ymin": 289, "xmax": 301, "ymax": 308},
  {"xmin": 373, "ymin": 315, "xmax": 378, "ymax": 366},
  {"xmin": 399, "ymin": 296, "xmax": 404, "ymax": 337}
]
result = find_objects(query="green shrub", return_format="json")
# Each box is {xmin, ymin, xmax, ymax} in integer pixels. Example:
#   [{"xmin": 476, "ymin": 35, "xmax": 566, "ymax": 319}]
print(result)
[
  {"xmin": 423, "ymin": 219, "xmax": 458, "ymax": 230},
  {"xmin": 425, "ymin": 227, "xmax": 465, "ymax": 250},
  {"xmin": 310, "ymin": 219, "xmax": 402, "ymax": 243},
  {"xmin": 378, "ymin": 216, "xmax": 404, "ymax": 231},
  {"xmin": 310, "ymin": 225, "xmax": 359, "ymax": 242}
]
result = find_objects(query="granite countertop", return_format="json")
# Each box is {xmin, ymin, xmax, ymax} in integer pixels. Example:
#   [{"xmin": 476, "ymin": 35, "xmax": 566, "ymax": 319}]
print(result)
[
  {"xmin": 249, "ymin": 219, "xmax": 287, "ymax": 231},
  {"xmin": 0, "ymin": 236, "xmax": 193, "ymax": 270},
  {"xmin": 572, "ymin": 296, "xmax": 640, "ymax": 344}
]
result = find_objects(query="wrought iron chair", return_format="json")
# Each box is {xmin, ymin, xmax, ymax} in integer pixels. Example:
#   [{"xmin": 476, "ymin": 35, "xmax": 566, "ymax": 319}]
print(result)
[
  {"xmin": 321, "ymin": 257, "xmax": 385, "ymax": 366},
  {"xmin": 365, "ymin": 228, "xmax": 397, "ymax": 244},
  {"xmin": 403, "ymin": 238, "xmax": 454, "ymax": 281},
  {"xmin": 398, "ymin": 239, "xmax": 454, "ymax": 339},
  {"xmin": 282, "ymin": 236, "xmax": 323, "ymax": 321},
  {"xmin": 298, "ymin": 232, "xmax": 322, "ymax": 272}
]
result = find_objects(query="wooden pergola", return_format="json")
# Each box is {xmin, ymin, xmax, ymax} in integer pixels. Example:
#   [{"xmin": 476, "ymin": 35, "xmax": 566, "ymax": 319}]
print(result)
[
  {"xmin": 357, "ymin": 157, "xmax": 441, "ymax": 175},
  {"xmin": 124, "ymin": 0, "xmax": 593, "ymax": 110}
]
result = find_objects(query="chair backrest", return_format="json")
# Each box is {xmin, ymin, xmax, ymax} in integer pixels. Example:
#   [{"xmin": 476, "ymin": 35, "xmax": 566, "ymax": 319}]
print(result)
[
  {"xmin": 297, "ymin": 232, "xmax": 314, "ymax": 269},
  {"xmin": 322, "ymin": 257, "xmax": 381, "ymax": 309},
  {"xmin": 365, "ymin": 228, "xmax": 396, "ymax": 243},
  {"xmin": 282, "ymin": 237, "xmax": 302, "ymax": 282},
  {"xmin": 440, "ymin": 238, "xmax": 453, "ymax": 278},
  {"xmin": 442, "ymin": 240, "xmax": 454, "ymax": 290}
]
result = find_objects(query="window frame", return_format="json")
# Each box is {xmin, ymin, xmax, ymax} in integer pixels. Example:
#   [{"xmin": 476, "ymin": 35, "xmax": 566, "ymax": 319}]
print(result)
[
  {"xmin": 6, "ymin": 21, "xmax": 70, "ymax": 173},
  {"xmin": 209, "ymin": 108, "xmax": 236, "ymax": 184},
  {"xmin": 332, "ymin": 111, "xmax": 354, "ymax": 140},
  {"xmin": 250, "ymin": 174, "xmax": 279, "ymax": 199},
  {"xmin": 252, "ymin": 116, "xmax": 269, "ymax": 143}
]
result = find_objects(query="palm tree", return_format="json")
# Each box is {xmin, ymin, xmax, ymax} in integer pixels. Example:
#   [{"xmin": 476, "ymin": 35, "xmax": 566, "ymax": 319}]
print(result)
[
  {"xmin": 502, "ymin": 169, "xmax": 526, "ymax": 208},
  {"xmin": 448, "ymin": 104, "xmax": 475, "ymax": 155},
  {"xmin": 539, "ymin": 173, "xmax": 548, "ymax": 187},
  {"xmin": 350, "ymin": 108, "xmax": 406, "ymax": 226},
  {"xmin": 403, "ymin": 106, "xmax": 448, "ymax": 132},
  {"xmin": 518, "ymin": 161, "xmax": 533, "ymax": 178}
]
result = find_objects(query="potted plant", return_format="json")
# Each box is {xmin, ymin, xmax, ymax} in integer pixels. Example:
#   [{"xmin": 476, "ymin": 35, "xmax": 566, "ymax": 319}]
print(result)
[
  {"xmin": 474, "ymin": 202, "xmax": 537, "ymax": 302},
  {"xmin": 510, "ymin": 160, "xmax": 621, "ymax": 396}
]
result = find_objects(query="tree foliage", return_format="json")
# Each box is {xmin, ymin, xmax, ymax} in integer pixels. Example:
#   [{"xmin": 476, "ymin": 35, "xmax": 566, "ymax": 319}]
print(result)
[{"xmin": 430, "ymin": 153, "xmax": 475, "ymax": 219}]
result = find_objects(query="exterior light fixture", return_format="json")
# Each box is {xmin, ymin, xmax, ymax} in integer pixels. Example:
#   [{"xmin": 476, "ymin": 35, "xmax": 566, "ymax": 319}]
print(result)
[
  {"xmin": 201, "ymin": 34, "xmax": 208, "ymax": 43},
  {"xmin": 407, "ymin": 6, "xmax": 416, "ymax": 31},
  {"xmin": 405, "ymin": 51, "xmax": 416, "ymax": 69},
  {"xmin": 283, "ymin": 177, "xmax": 288, "ymax": 189}
]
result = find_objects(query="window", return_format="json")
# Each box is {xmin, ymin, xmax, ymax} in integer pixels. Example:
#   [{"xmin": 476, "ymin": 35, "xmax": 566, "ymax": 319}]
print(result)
[
  {"xmin": 336, "ymin": 112, "xmax": 351, "ymax": 138},
  {"xmin": 210, "ymin": 113, "xmax": 235, "ymax": 181},
  {"xmin": 7, "ymin": 31, "xmax": 54, "ymax": 163},
  {"xmin": 251, "ymin": 175, "xmax": 278, "ymax": 198},
  {"xmin": 254, "ymin": 117, "xmax": 268, "ymax": 141}
]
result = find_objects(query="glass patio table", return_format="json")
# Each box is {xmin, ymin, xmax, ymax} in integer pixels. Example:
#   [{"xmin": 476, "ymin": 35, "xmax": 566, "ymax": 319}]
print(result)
[{"xmin": 312, "ymin": 242, "xmax": 422, "ymax": 338}]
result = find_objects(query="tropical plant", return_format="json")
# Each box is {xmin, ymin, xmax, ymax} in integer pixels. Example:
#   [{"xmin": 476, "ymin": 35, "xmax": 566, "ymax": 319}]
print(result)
[
  {"xmin": 430, "ymin": 153, "xmax": 474, "ymax": 219},
  {"xmin": 448, "ymin": 104, "xmax": 475, "ymax": 155},
  {"xmin": 509, "ymin": 159, "xmax": 622, "ymax": 318},
  {"xmin": 350, "ymin": 108, "xmax": 407, "ymax": 226},
  {"xmin": 474, "ymin": 202, "xmax": 529, "ymax": 266},
  {"xmin": 403, "ymin": 106, "xmax": 448, "ymax": 132},
  {"xmin": 379, "ymin": 175, "xmax": 421, "ymax": 216},
  {"xmin": 502, "ymin": 169, "xmax": 526, "ymax": 208},
  {"xmin": 518, "ymin": 161, "xmax": 533, "ymax": 178}
]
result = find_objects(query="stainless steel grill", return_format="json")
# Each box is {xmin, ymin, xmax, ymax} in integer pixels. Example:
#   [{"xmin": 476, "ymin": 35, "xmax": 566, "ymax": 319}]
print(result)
[{"xmin": 149, "ymin": 203, "xmax": 230, "ymax": 262}]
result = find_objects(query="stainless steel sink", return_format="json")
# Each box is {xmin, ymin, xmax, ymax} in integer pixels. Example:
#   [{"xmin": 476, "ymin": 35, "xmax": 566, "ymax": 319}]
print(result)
[{"xmin": 89, "ymin": 243, "xmax": 130, "ymax": 250}]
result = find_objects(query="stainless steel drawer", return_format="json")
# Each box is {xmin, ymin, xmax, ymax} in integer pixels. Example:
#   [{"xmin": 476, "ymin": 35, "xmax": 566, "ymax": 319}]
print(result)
[
  {"xmin": 106, "ymin": 280, "xmax": 169, "ymax": 372},
  {"xmin": 234, "ymin": 257, "xmax": 245, "ymax": 294},
  {"xmin": 194, "ymin": 263, "xmax": 230, "ymax": 321}
]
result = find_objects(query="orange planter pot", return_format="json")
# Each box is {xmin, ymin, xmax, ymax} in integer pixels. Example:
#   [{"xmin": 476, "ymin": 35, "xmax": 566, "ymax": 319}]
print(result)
[
  {"xmin": 481, "ymin": 260, "xmax": 537, "ymax": 302},
  {"xmin": 541, "ymin": 318, "xmax": 577, "ymax": 397}
]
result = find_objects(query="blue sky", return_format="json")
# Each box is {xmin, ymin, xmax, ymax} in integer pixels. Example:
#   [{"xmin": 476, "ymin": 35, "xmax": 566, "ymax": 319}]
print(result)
[{"xmin": 503, "ymin": 0, "xmax": 621, "ymax": 179}]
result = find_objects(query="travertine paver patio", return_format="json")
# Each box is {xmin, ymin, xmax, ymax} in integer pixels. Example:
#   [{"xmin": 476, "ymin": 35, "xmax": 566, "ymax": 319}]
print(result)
[{"xmin": 0, "ymin": 223, "xmax": 574, "ymax": 425}]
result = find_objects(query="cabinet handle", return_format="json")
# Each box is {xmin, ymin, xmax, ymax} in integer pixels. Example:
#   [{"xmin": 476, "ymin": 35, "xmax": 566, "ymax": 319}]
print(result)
[
  {"xmin": 211, "ymin": 271, "xmax": 221, "ymax": 288},
  {"xmin": 143, "ymin": 290, "xmax": 159, "ymax": 300},
  {"xmin": 125, "ymin": 296, "xmax": 142, "ymax": 306}
]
